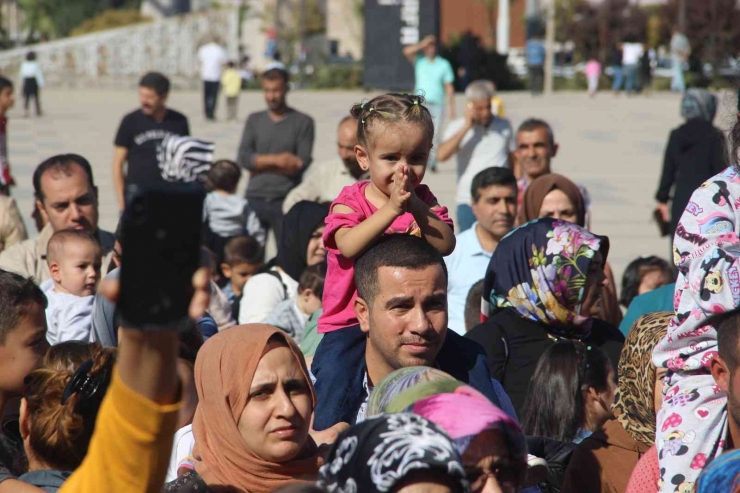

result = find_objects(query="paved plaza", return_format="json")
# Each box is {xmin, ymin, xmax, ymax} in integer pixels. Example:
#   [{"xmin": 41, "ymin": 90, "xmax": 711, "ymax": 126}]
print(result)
[{"xmin": 7, "ymin": 88, "xmax": 736, "ymax": 283}]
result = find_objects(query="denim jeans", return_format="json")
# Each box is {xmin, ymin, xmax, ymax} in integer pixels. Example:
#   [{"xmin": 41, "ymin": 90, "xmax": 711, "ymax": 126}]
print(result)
[
  {"xmin": 611, "ymin": 66, "xmax": 623, "ymax": 91},
  {"xmin": 623, "ymin": 64, "xmax": 639, "ymax": 93},
  {"xmin": 203, "ymin": 80, "xmax": 220, "ymax": 119},
  {"xmin": 671, "ymin": 54, "xmax": 686, "ymax": 92}
]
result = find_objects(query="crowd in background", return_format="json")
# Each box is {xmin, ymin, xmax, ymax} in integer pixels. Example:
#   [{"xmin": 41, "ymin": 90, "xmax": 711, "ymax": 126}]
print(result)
[{"xmin": 0, "ymin": 29, "xmax": 731, "ymax": 493}]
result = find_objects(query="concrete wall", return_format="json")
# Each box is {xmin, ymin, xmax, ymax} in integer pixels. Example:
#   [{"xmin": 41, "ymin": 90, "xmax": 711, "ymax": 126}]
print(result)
[
  {"xmin": 326, "ymin": 0, "xmax": 362, "ymax": 60},
  {"xmin": 0, "ymin": 8, "xmax": 239, "ymax": 89}
]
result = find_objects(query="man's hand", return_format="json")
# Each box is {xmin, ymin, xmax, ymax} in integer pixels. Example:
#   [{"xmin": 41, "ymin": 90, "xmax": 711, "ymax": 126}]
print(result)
[
  {"xmin": 655, "ymin": 203, "xmax": 669, "ymax": 223},
  {"xmin": 388, "ymin": 165, "xmax": 412, "ymax": 215},
  {"xmin": 276, "ymin": 152, "xmax": 303, "ymax": 173}
]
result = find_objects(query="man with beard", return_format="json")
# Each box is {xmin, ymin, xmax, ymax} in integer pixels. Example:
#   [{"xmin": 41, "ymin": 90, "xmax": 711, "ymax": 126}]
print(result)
[
  {"xmin": 444, "ymin": 167, "xmax": 516, "ymax": 335},
  {"xmin": 282, "ymin": 115, "xmax": 365, "ymax": 213},
  {"xmin": 237, "ymin": 68, "xmax": 314, "ymax": 245},
  {"xmin": 111, "ymin": 72, "xmax": 190, "ymax": 212},
  {"xmin": 514, "ymin": 118, "xmax": 591, "ymax": 226},
  {"xmin": 311, "ymin": 234, "xmax": 507, "ymax": 430},
  {"xmin": 437, "ymin": 80, "xmax": 515, "ymax": 232},
  {"xmin": 0, "ymin": 154, "xmax": 115, "ymax": 282}
]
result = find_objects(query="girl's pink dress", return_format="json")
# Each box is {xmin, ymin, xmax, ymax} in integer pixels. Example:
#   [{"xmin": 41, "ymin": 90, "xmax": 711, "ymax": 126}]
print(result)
[{"xmin": 318, "ymin": 181, "xmax": 453, "ymax": 333}]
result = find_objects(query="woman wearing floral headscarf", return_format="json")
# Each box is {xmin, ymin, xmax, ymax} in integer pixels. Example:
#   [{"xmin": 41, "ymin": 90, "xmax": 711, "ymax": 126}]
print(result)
[
  {"xmin": 561, "ymin": 311, "xmax": 670, "ymax": 493},
  {"xmin": 317, "ymin": 413, "xmax": 471, "ymax": 493},
  {"xmin": 466, "ymin": 217, "xmax": 624, "ymax": 416},
  {"xmin": 655, "ymin": 88, "xmax": 727, "ymax": 238}
]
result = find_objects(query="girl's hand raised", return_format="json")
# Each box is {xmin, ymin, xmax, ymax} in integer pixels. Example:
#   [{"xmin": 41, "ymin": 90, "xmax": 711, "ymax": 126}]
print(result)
[{"xmin": 389, "ymin": 165, "xmax": 412, "ymax": 215}]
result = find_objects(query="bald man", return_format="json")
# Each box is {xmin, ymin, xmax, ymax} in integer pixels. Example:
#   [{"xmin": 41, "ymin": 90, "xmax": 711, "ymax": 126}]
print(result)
[{"xmin": 282, "ymin": 116, "xmax": 366, "ymax": 213}]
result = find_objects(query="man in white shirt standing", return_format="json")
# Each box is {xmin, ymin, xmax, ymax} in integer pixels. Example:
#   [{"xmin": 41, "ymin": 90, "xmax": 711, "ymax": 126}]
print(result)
[
  {"xmin": 436, "ymin": 80, "xmax": 514, "ymax": 232},
  {"xmin": 197, "ymin": 37, "xmax": 228, "ymax": 121},
  {"xmin": 621, "ymin": 39, "xmax": 645, "ymax": 94}
]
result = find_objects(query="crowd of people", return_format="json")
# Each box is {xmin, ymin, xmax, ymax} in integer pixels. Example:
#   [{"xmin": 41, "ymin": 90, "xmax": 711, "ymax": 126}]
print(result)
[{"xmin": 0, "ymin": 35, "xmax": 731, "ymax": 493}]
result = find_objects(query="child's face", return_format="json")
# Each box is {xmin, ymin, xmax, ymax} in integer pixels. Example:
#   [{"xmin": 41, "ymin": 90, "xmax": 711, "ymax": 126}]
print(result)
[
  {"xmin": 0, "ymin": 305, "xmax": 48, "ymax": 398},
  {"xmin": 51, "ymin": 241, "xmax": 102, "ymax": 297},
  {"xmin": 222, "ymin": 261, "xmax": 262, "ymax": 295},
  {"xmin": 357, "ymin": 122, "xmax": 431, "ymax": 197},
  {"xmin": 0, "ymin": 87, "xmax": 14, "ymax": 112},
  {"xmin": 298, "ymin": 288, "xmax": 322, "ymax": 317}
]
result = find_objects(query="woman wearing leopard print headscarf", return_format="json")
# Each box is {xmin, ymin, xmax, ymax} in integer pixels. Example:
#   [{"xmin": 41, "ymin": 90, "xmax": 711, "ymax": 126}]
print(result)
[{"xmin": 562, "ymin": 312, "xmax": 671, "ymax": 493}]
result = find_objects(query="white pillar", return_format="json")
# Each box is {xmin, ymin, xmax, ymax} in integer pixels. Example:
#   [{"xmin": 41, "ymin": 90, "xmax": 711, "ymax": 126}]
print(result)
[{"xmin": 497, "ymin": 0, "xmax": 510, "ymax": 55}]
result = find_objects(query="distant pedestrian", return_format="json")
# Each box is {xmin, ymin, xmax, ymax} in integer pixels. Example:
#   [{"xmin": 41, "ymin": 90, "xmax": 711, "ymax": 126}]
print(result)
[
  {"xmin": 609, "ymin": 45, "xmax": 623, "ymax": 93},
  {"xmin": 111, "ymin": 72, "xmax": 190, "ymax": 211},
  {"xmin": 221, "ymin": 61, "xmax": 241, "ymax": 121},
  {"xmin": 403, "ymin": 35, "xmax": 455, "ymax": 172},
  {"xmin": 640, "ymin": 48, "xmax": 654, "ymax": 94},
  {"xmin": 197, "ymin": 37, "xmax": 227, "ymax": 121},
  {"xmin": 526, "ymin": 34, "xmax": 546, "ymax": 95},
  {"xmin": 670, "ymin": 28, "xmax": 691, "ymax": 92},
  {"xmin": 585, "ymin": 57, "xmax": 601, "ymax": 97},
  {"xmin": 621, "ymin": 40, "xmax": 644, "ymax": 94},
  {"xmin": 19, "ymin": 51, "xmax": 42, "ymax": 118}
]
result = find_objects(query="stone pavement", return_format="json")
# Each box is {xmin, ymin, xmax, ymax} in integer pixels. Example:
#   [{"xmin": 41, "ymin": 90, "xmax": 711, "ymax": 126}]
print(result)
[{"xmin": 7, "ymin": 88, "xmax": 735, "ymax": 287}]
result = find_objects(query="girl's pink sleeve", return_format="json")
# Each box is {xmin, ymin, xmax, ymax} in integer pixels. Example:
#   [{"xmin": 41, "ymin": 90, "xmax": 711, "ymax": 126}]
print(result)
[
  {"xmin": 416, "ymin": 185, "xmax": 454, "ymax": 229},
  {"xmin": 322, "ymin": 186, "xmax": 366, "ymax": 251}
]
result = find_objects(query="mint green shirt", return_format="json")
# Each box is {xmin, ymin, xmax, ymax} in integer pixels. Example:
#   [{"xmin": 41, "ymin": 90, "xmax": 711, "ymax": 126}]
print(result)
[{"xmin": 414, "ymin": 54, "xmax": 454, "ymax": 105}]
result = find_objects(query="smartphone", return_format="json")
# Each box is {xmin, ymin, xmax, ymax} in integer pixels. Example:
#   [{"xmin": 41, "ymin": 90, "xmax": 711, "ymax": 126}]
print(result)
[{"xmin": 116, "ymin": 183, "xmax": 205, "ymax": 332}]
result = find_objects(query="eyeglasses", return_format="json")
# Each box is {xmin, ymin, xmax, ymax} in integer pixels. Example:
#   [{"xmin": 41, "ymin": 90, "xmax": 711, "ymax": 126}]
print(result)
[{"xmin": 466, "ymin": 462, "xmax": 526, "ymax": 493}]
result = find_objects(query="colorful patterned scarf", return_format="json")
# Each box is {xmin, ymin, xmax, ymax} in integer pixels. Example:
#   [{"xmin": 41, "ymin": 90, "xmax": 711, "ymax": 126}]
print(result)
[{"xmin": 483, "ymin": 217, "xmax": 609, "ymax": 338}]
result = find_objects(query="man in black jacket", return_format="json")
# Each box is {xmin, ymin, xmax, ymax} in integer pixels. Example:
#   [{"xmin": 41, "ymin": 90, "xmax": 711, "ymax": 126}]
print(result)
[{"xmin": 311, "ymin": 235, "xmax": 507, "ymax": 431}]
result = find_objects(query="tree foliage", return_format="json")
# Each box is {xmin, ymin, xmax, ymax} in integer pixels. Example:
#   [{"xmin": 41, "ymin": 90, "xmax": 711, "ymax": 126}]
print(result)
[{"xmin": 19, "ymin": 0, "xmax": 142, "ymax": 41}]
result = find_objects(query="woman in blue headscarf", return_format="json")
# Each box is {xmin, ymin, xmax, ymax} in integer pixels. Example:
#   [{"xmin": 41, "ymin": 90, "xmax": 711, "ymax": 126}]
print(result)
[{"xmin": 655, "ymin": 89, "xmax": 728, "ymax": 238}]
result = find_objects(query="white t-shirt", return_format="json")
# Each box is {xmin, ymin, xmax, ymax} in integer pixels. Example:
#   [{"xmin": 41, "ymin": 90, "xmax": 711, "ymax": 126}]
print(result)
[
  {"xmin": 238, "ymin": 267, "xmax": 299, "ymax": 324},
  {"xmin": 41, "ymin": 279, "xmax": 94, "ymax": 345},
  {"xmin": 165, "ymin": 425, "xmax": 195, "ymax": 483},
  {"xmin": 443, "ymin": 116, "xmax": 514, "ymax": 205},
  {"xmin": 622, "ymin": 43, "xmax": 644, "ymax": 65},
  {"xmin": 197, "ymin": 43, "xmax": 227, "ymax": 82}
]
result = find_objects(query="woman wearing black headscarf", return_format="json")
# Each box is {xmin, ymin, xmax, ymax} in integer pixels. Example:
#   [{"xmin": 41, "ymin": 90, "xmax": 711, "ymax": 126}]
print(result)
[
  {"xmin": 238, "ymin": 201, "xmax": 329, "ymax": 323},
  {"xmin": 655, "ymin": 89, "xmax": 728, "ymax": 238}
]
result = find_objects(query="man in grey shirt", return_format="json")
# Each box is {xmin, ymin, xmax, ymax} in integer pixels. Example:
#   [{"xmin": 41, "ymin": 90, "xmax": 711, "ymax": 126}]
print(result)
[{"xmin": 236, "ymin": 68, "xmax": 315, "ymax": 244}]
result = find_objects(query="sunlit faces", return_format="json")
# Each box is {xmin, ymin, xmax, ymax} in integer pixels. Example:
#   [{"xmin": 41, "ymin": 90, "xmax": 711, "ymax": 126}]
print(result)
[
  {"xmin": 357, "ymin": 264, "xmax": 447, "ymax": 380},
  {"xmin": 138, "ymin": 86, "xmax": 166, "ymax": 116},
  {"xmin": 237, "ymin": 342, "xmax": 313, "ymax": 463},
  {"xmin": 261, "ymin": 77, "xmax": 288, "ymax": 112},
  {"xmin": 538, "ymin": 189, "xmax": 578, "ymax": 224},
  {"xmin": 461, "ymin": 428, "xmax": 526, "ymax": 493},
  {"xmin": 515, "ymin": 128, "xmax": 557, "ymax": 181},
  {"xmin": 0, "ymin": 86, "xmax": 15, "ymax": 113},
  {"xmin": 0, "ymin": 307, "xmax": 48, "ymax": 397},
  {"xmin": 49, "ymin": 239, "xmax": 102, "ymax": 297},
  {"xmin": 356, "ymin": 123, "xmax": 431, "ymax": 200},
  {"xmin": 37, "ymin": 163, "xmax": 98, "ymax": 233},
  {"xmin": 638, "ymin": 269, "xmax": 671, "ymax": 296},
  {"xmin": 472, "ymin": 185, "xmax": 517, "ymax": 241},
  {"xmin": 469, "ymin": 99, "xmax": 493, "ymax": 128},
  {"xmin": 306, "ymin": 225, "xmax": 326, "ymax": 266}
]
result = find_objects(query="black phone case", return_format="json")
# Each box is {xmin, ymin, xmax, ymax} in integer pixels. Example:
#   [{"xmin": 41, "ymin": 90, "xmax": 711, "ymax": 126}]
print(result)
[{"xmin": 115, "ymin": 183, "xmax": 205, "ymax": 332}]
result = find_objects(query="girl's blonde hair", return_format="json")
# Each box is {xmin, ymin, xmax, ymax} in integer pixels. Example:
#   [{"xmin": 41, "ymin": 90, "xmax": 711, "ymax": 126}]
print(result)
[{"xmin": 350, "ymin": 93, "xmax": 434, "ymax": 150}]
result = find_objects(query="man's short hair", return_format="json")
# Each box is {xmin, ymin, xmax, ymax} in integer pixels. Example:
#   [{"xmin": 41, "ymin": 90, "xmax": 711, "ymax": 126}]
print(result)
[
  {"xmin": 471, "ymin": 167, "xmax": 517, "ymax": 202},
  {"xmin": 464, "ymin": 279, "xmax": 485, "ymax": 332},
  {"xmin": 223, "ymin": 235, "xmax": 263, "ymax": 266},
  {"xmin": 712, "ymin": 308, "xmax": 740, "ymax": 370},
  {"xmin": 207, "ymin": 160, "xmax": 241, "ymax": 194},
  {"xmin": 33, "ymin": 154, "xmax": 95, "ymax": 202},
  {"xmin": 0, "ymin": 270, "xmax": 47, "ymax": 344},
  {"xmin": 0, "ymin": 76, "xmax": 13, "ymax": 93},
  {"xmin": 465, "ymin": 80, "xmax": 494, "ymax": 101},
  {"xmin": 46, "ymin": 229, "xmax": 101, "ymax": 266},
  {"xmin": 339, "ymin": 114, "xmax": 355, "ymax": 128},
  {"xmin": 517, "ymin": 118, "xmax": 555, "ymax": 148},
  {"xmin": 298, "ymin": 262, "xmax": 327, "ymax": 300},
  {"xmin": 354, "ymin": 235, "xmax": 448, "ymax": 304},
  {"xmin": 139, "ymin": 72, "xmax": 170, "ymax": 96},
  {"xmin": 262, "ymin": 68, "xmax": 289, "ymax": 85}
]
